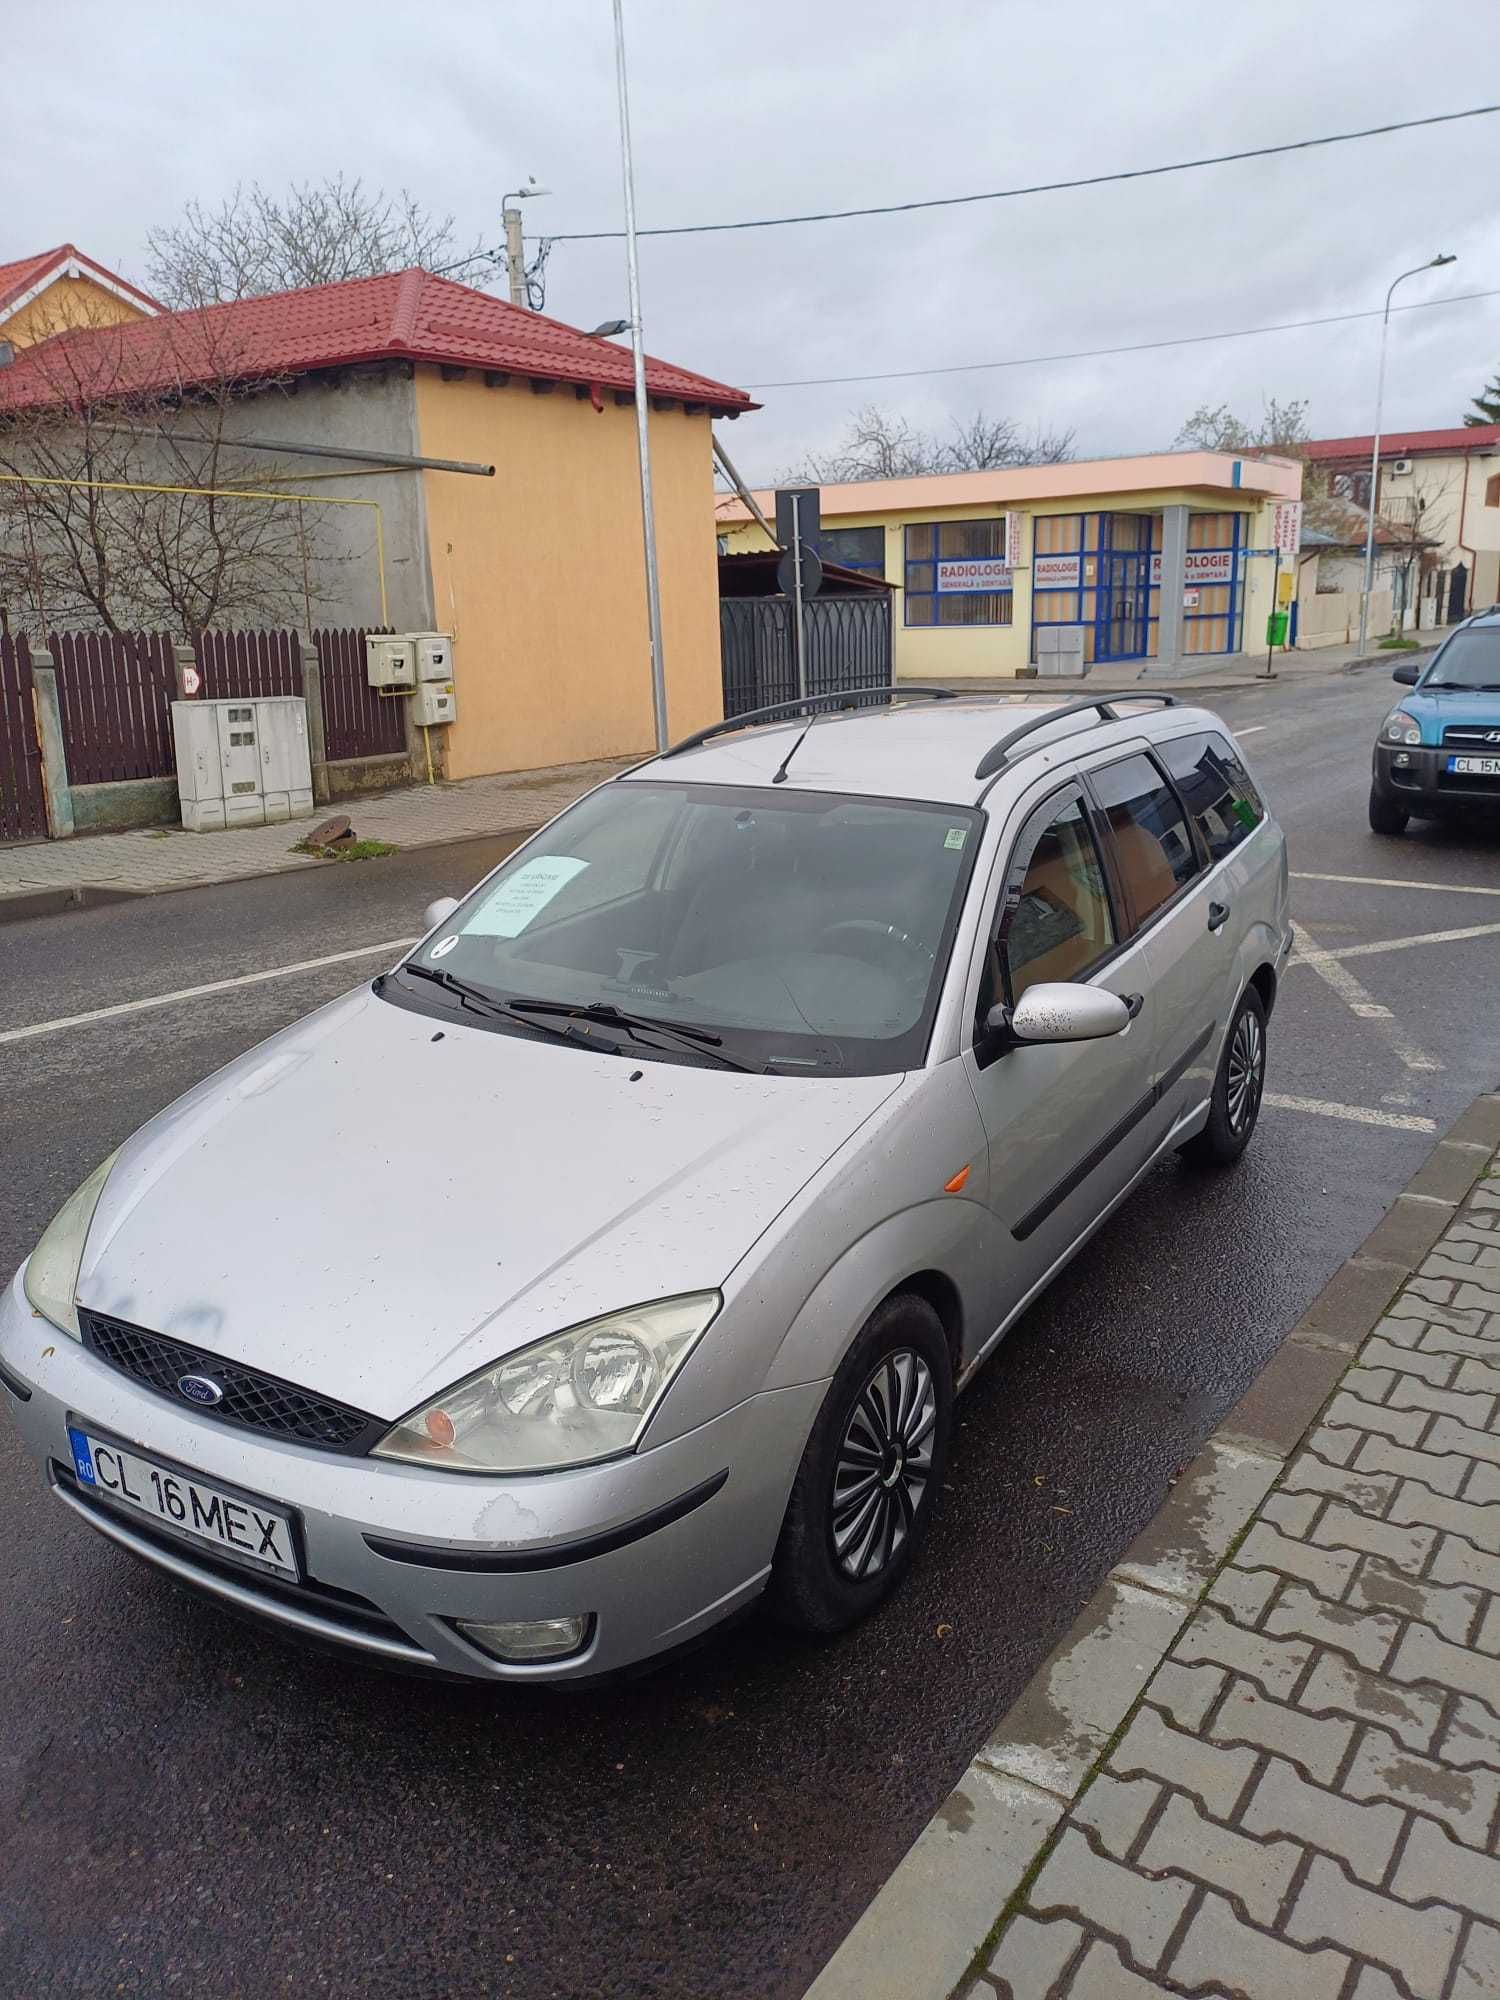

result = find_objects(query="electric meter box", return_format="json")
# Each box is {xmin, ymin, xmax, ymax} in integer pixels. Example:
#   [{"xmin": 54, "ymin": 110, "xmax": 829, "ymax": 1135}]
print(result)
[
  {"xmin": 365, "ymin": 635, "xmax": 416, "ymax": 689},
  {"xmin": 414, "ymin": 635, "xmax": 453, "ymax": 682},
  {"xmin": 412, "ymin": 680, "xmax": 457, "ymax": 727},
  {"xmin": 171, "ymin": 697, "xmax": 314, "ymax": 832}
]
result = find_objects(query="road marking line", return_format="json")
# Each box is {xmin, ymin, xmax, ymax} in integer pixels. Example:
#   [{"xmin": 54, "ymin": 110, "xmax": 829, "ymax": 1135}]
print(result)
[
  {"xmin": 1289, "ymin": 920, "xmax": 1441, "ymax": 1077},
  {"xmin": 1288, "ymin": 920, "xmax": 1500, "ymax": 967},
  {"xmin": 1237, "ymin": 726, "xmax": 1268, "ymax": 736},
  {"xmin": 0, "ymin": 937, "xmax": 417, "ymax": 1047},
  {"xmin": 1264, "ymin": 1092, "xmax": 1437, "ymax": 1134},
  {"xmin": 1294, "ymin": 870, "xmax": 1500, "ymax": 899}
]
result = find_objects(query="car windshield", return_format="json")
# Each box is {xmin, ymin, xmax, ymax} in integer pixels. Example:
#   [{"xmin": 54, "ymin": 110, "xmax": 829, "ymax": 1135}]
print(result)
[
  {"xmin": 1426, "ymin": 629, "xmax": 1500, "ymax": 690},
  {"xmin": 386, "ymin": 780, "xmax": 984, "ymax": 1075}
]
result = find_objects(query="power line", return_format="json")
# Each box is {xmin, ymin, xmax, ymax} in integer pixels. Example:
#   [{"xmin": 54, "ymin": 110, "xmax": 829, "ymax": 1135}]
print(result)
[
  {"xmin": 743, "ymin": 287, "xmax": 1500, "ymax": 392},
  {"xmin": 548, "ymin": 104, "xmax": 1499, "ymax": 242}
]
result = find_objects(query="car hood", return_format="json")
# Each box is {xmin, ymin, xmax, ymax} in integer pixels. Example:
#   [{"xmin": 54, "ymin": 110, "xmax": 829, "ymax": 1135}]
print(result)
[
  {"xmin": 76, "ymin": 986, "xmax": 902, "ymax": 1419},
  {"xmin": 1400, "ymin": 685, "xmax": 1500, "ymax": 745}
]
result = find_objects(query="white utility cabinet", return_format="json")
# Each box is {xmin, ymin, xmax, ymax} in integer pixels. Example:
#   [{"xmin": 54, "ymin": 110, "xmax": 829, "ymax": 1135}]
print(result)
[
  {"xmin": 172, "ymin": 697, "xmax": 314, "ymax": 832},
  {"xmin": 366, "ymin": 635, "xmax": 417, "ymax": 689},
  {"xmin": 414, "ymin": 635, "xmax": 453, "ymax": 681},
  {"xmin": 411, "ymin": 680, "xmax": 457, "ymax": 727}
]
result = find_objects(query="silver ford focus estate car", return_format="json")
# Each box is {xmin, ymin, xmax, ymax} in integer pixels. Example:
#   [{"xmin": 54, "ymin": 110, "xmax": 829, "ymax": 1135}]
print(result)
[{"xmin": 2, "ymin": 689, "xmax": 1289, "ymax": 1682}]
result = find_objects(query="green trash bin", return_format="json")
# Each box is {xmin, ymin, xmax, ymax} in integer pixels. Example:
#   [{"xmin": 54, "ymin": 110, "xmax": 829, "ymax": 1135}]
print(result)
[{"xmin": 1265, "ymin": 610, "xmax": 1289, "ymax": 649}]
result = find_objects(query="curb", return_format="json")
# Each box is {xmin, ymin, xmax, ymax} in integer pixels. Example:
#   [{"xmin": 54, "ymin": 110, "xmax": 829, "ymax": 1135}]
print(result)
[
  {"xmin": 803, "ymin": 1088, "xmax": 1500, "ymax": 2000},
  {"xmin": 0, "ymin": 821, "xmax": 542, "ymax": 930}
]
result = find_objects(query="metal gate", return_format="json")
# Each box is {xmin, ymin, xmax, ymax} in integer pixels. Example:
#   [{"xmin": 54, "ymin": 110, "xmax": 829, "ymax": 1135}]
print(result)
[
  {"xmin": 720, "ymin": 593, "xmax": 892, "ymax": 718},
  {"xmin": 0, "ymin": 632, "xmax": 50, "ymax": 842}
]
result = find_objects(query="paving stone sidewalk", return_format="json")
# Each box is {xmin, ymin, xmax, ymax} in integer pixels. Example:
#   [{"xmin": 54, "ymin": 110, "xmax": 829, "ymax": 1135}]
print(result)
[
  {"xmin": 971, "ymin": 1154, "xmax": 1500, "ymax": 2000},
  {"xmin": 0, "ymin": 756, "xmax": 631, "ymax": 913}
]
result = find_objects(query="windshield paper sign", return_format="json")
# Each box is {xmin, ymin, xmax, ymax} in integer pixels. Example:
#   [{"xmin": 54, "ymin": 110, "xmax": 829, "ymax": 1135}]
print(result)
[{"xmin": 455, "ymin": 856, "xmax": 589, "ymax": 939}]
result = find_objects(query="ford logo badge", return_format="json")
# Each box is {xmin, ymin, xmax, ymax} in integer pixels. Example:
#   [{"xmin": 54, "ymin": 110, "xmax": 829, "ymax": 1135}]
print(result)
[{"xmin": 177, "ymin": 1373, "xmax": 224, "ymax": 1407}]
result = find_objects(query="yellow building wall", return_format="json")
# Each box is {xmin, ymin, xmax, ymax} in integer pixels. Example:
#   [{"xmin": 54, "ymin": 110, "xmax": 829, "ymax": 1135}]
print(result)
[
  {"xmin": 417, "ymin": 368, "xmax": 724, "ymax": 779},
  {"xmin": 721, "ymin": 489, "xmax": 1280, "ymax": 677},
  {"xmin": 3, "ymin": 275, "xmax": 149, "ymax": 347}
]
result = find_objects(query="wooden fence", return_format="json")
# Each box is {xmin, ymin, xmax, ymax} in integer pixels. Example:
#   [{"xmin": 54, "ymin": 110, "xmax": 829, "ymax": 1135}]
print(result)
[
  {"xmin": 51, "ymin": 630, "xmax": 177, "ymax": 784},
  {"xmin": 0, "ymin": 633, "xmax": 49, "ymax": 841},
  {"xmin": 194, "ymin": 628, "xmax": 301, "ymax": 701},
  {"xmin": 313, "ymin": 627, "xmax": 407, "ymax": 762},
  {"xmin": 24, "ymin": 627, "xmax": 407, "ymax": 803}
]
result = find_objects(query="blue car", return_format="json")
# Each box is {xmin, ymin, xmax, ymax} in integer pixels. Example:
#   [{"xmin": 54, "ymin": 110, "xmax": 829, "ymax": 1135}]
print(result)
[{"xmin": 1370, "ymin": 607, "xmax": 1500, "ymax": 836}]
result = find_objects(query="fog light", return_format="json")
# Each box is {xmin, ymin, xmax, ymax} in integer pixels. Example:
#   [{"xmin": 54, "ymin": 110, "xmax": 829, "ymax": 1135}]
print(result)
[
  {"xmin": 1394, "ymin": 751, "xmax": 1412, "ymax": 767},
  {"xmin": 456, "ymin": 1614, "xmax": 591, "ymax": 1663}
]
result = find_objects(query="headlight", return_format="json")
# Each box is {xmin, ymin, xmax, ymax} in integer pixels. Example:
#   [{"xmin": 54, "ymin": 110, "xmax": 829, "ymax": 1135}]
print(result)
[
  {"xmin": 372, "ymin": 1292, "xmax": 721, "ymax": 1473},
  {"xmin": 1382, "ymin": 708, "xmax": 1422, "ymax": 746},
  {"xmin": 22, "ymin": 1150, "xmax": 120, "ymax": 1340}
]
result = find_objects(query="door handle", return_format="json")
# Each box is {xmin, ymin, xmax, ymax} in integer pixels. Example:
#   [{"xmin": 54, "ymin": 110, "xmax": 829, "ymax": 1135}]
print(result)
[{"xmin": 1207, "ymin": 901, "xmax": 1231, "ymax": 933}]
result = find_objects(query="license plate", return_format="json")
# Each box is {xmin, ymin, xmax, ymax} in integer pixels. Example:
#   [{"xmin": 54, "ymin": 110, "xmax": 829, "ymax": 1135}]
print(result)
[
  {"xmin": 66, "ymin": 1427, "xmax": 299, "ymax": 1580},
  {"xmin": 1447, "ymin": 755, "xmax": 1500, "ymax": 775}
]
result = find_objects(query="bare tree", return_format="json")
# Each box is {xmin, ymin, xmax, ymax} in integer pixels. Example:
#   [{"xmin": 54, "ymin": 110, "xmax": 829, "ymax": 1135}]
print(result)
[
  {"xmin": 0, "ymin": 304, "xmax": 340, "ymax": 634},
  {"xmin": 145, "ymin": 176, "xmax": 493, "ymax": 306},
  {"xmin": 783, "ymin": 404, "xmax": 1075, "ymax": 483},
  {"xmin": 1173, "ymin": 397, "xmax": 1311, "ymax": 453}
]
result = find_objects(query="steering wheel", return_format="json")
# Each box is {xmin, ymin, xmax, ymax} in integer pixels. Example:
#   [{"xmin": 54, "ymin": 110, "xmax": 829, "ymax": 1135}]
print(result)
[{"xmin": 817, "ymin": 918, "xmax": 938, "ymax": 987}]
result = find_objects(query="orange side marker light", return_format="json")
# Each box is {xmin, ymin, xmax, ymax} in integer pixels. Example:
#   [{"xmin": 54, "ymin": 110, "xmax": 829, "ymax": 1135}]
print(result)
[{"xmin": 943, "ymin": 1165, "xmax": 971, "ymax": 1194}]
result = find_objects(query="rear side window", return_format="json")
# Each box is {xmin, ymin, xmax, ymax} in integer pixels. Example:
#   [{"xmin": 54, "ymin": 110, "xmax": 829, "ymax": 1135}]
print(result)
[
  {"xmin": 1091, "ymin": 753, "xmax": 1199, "ymax": 928},
  {"xmin": 1158, "ymin": 733, "xmax": 1266, "ymax": 863}
]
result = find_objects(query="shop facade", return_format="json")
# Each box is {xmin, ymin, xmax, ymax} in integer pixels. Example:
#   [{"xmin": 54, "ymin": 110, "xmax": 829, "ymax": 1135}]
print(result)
[{"xmin": 715, "ymin": 450, "xmax": 1303, "ymax": 681}]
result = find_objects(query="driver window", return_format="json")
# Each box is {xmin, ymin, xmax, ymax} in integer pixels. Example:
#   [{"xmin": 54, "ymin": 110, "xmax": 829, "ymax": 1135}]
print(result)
[{"xmin": 989, "ymin": 793, "xmax": 1116, "ymax": 1012}]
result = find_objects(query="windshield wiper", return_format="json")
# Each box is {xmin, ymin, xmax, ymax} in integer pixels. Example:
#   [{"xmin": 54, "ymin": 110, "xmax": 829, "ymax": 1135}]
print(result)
[
  {"xmin": 506, "ymin": 998, "xmax": 760, "ymax": 1073},
  {"xmin": 399, "ymin": 963, "xmax": 611, "ymax": 1054}
]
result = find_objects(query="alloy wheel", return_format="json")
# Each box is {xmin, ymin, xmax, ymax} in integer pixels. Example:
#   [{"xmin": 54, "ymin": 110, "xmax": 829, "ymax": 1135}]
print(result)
[
  {"xmin": 1226, "ymin": 1005, "xmax": 1265, "ymax": 1135},
  {"xmin": 831, "ymin": 1350, "xmax": 937, "ymax": 1580}
]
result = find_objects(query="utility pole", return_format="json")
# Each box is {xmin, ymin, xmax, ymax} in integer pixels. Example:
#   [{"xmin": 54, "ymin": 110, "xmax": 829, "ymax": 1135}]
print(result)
[
  {"xmin": 503, "ymin": 206, "xmax": 525, "ymax": 308},
  {"xmin": 611, "ymin": 0, "xmax": 669, "ymax": 752},
  {"xmin": 500, "ymin": 182, "xmax": 551, "ymax": 311},
  {"xmin": 1357, "ymin": 253, "xmax": 1456, "ymax": 651}
]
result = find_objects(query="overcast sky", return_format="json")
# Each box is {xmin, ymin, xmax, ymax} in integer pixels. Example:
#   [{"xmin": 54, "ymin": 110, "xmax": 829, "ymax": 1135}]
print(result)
[{"xmin": 10, "ymin": 0, "xmax": 1500, "ymax": 484}]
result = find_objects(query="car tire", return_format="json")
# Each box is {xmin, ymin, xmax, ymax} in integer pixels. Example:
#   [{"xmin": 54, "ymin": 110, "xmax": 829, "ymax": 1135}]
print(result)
[
  {"xmin": 767, "ymin": 1294, "xmax": 953, "ymax": 1637},
  {"xmin": 1368, "ymin": 786, "xmax": 1409, "ymax": 837},
  {"xmin": 1181, "ymin": 984, "xmax": 1267, "ymax": 1169}
]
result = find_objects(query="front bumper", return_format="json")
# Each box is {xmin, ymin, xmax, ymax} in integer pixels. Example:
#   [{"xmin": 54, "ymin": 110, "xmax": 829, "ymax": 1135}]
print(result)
[
  {"xmin": 1373, "ymin": 742, "xmax": 1500, "ymax": 812},
  {"xmin": 0, "ymin": 1269, "xmax": 822, "ymax": 1682}
]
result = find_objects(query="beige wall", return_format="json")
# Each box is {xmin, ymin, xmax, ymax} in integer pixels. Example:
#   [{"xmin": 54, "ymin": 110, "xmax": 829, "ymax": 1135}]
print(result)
[
  {"xmin": 417, "ymin": 369, "xmax": 723, "ymax": 779},
  {"xmin": 3, "ymin": 275, "xmax": 149, "ymax": 347}
]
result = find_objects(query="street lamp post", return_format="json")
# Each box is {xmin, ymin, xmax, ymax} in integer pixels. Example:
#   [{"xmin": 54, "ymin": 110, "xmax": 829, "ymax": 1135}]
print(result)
[
  {"xmin": 500, "ymin": 182, "xmax": 551, "ymax": 310},
  {"xmin": 1357, "ymin": 253, "xmax": 1456, "ymax": 653},
  {"xmin": 610, "ymin": 0, "xmax": 670, "ymax": 754}
]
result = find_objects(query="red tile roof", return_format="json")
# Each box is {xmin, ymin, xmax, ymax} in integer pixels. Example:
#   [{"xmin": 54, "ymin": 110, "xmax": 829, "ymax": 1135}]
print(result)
[
  {"xmin": 0, "ymin": 242, "xmax": 162, "ymax": 322},
  {"xmin": 1303, "ymin": 423, "xmax": 1500, "ymax": 461},
  {"xmin": 0, "ymin": 267, "xmax": 754, "ymax": 414}
]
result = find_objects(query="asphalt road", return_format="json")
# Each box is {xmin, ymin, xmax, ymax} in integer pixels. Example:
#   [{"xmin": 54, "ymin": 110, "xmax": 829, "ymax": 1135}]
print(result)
[{"xmin": 3, "ymin": 665, "xmax": 1498, "ymax": 2000}]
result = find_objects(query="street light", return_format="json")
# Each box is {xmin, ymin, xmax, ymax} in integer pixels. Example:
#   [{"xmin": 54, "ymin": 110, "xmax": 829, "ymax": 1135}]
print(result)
[
  {"xmin": 1357, "ymin": 253, "xmax": 1457, "ymax": 652},
  {"xmin": 610, "ymin": 0, "xmax": 670, "ymax": 753},
  {"xmin": 501, "ymin": 181, "xmax": 552, "ymax": 309},
  {"xmin": 587, "ymin": 319, "xmax": 632, "ymax": 339}
]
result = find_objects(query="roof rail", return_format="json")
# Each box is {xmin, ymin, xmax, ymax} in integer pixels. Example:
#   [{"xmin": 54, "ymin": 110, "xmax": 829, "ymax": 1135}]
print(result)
[
  {"xmin": 973, "ymin": 694, "xmax": 1177, "ymax": 782},
  {"xmin": 658, "ymin": 684, "xmax": 961, "ymax": 761}
]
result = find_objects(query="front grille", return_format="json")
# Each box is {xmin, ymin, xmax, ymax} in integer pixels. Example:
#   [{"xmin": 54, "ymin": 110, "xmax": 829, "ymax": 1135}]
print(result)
[
  {"xmin": 1442, "ymin": 726, "xmax": 1500, "ymax": 747},
  {"xmin": 79, "ymin": 1310, "xmax": 385, "ymax": 1455}
]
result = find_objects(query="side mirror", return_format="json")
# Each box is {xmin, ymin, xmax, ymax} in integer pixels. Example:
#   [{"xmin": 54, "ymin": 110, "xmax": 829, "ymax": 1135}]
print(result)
[
  {"xmin": 423, "ymin": 895, "xmax": 461, "ymax": 931},
  {"xmin": 989, "ymin": 983, "xmax": 1133, "ymax": 1046},
  {"xmin": 1391, "ymin": 662, "xmax": 1421, "ymax": 686}
]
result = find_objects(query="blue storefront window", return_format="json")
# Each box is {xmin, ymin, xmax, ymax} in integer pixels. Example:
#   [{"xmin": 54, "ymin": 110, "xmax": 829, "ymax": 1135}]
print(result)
[{"xmin": 903, "ymin": 521, "xmax": 1013, "ymax": 627}]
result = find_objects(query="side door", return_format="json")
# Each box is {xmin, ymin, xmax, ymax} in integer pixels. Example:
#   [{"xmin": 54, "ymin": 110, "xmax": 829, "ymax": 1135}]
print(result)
[
  {"xmin": 963, "ymin": 780, "xmax": 1160, "ymax": 1303},
  {"xmin": 1085, "ymin": 748, "xmax": 1221, "ymax": 1136}
]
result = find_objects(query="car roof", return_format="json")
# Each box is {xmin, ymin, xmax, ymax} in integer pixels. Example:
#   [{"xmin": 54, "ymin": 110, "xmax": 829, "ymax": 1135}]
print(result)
[{"xmin": 621, "ymin": 694, "xmax": 1220, "ymax": 808}]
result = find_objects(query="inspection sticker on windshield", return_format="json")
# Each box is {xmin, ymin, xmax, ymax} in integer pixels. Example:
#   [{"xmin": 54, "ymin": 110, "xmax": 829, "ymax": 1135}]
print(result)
[
  {"xmin": 460, "ymin": 856, "xmax": 589, "ymax": 938},
  {"xmin": 944, "ymin": 827, "xmax": 968, "ymax": 850}
]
